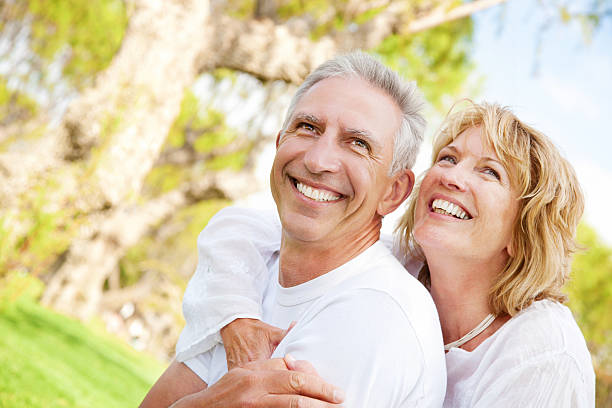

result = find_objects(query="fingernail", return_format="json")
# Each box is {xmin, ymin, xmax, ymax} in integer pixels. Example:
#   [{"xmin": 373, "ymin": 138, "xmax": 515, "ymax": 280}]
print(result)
[
  {"xmin": 284, "ymin": 353, "xmax": 296, "ymax": 368},
  {"xmin": 333, "ymin": 388, "xmax": 346, "ymax": 403}
]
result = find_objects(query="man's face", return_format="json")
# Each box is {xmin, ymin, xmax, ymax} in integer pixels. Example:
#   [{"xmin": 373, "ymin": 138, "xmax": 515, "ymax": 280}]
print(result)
[{"xmin": 270, "ymin": 76, "xmax": 403, "ymax": 247}]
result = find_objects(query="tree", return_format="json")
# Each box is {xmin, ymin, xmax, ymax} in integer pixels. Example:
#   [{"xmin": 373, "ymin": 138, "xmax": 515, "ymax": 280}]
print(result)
[
  {"xmin": 567, "ymin": 224, "xmax": 612, "ymax": 407},
  {"xmin": 0, "ymin": 0, "xmax": 507, "ymax": 357}
]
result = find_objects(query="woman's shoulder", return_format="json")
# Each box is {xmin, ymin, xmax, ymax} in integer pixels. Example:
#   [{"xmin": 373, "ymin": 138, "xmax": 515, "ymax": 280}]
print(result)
[{"xmin": 489, "ymin": 300, "xmax": 592, "ymax": 369}]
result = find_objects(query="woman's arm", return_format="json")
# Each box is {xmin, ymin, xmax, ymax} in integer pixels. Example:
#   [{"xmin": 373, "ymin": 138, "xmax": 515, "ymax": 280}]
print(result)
[
  {"xmin": 141, "ymin": 356, "xmax": 345, "ymax": 408},
  {"xmin": 176, "ymin": 206, "xmax": 282, "ymax": 364}
]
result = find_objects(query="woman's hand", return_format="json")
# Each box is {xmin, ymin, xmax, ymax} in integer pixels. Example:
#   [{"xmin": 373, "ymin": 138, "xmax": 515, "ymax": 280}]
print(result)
[
  {"xmin": 170, "ymin": 356, "xmax": 345, "ymax": 408},
  {"xmin": 220, "ymin": 318, "xmax": 295, "ymax": 369}
]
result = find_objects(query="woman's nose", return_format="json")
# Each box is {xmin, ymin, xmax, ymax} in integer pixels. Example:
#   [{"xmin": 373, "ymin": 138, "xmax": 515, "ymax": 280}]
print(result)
[{"xmin": 440, "ymin": 165, "xmax": 467, "ymax": 191}]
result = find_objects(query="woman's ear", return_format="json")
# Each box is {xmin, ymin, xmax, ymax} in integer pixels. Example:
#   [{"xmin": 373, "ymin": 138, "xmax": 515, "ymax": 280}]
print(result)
[
  {"xmin": 506, "ymin": 239, "xmax": 515, "ymax": 257},
  {"xmin": 377, "ymin": 169, "xmax": 415, "ymax": 217}
]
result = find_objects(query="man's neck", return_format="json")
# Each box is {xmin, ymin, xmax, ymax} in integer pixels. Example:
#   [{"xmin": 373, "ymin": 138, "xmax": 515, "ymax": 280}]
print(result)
[{"xmin": 278, "ymin": 225, "xmax": 381, "ymax": 288}]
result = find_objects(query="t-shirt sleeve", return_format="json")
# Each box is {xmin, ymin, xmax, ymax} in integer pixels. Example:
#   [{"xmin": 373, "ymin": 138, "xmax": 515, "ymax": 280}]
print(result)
[
  {"xmin": 276, "ymin": 289, "xmax": 428, "ymax": 408},
  {"xmin": 182, "ymin": 348, "xmax": 214, "ymax": 384},
  {"xmin": 176, "ymin": 206, "xmax": 282, "ymax": 362},
  {"xmin": 471, "ymin": 352, "xmax": 594, "ymax": 408}
]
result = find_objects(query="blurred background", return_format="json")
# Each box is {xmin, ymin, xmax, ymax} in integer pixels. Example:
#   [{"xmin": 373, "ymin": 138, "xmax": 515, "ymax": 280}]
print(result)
[{"xmin": 0, "ymin": 0, "xmax": 610, "ymax": 406}]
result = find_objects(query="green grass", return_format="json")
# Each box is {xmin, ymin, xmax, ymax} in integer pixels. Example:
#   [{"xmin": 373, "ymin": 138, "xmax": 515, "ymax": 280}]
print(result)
[{"xmin": 0, "ymin": 300, "xmax": 165, "ymax": 408}]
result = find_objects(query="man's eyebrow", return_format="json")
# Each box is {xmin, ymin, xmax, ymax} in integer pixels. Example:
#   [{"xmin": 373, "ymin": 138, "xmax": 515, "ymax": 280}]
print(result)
[
  {"xmin": 291, "ymin": 112, "xmax": 322, "ymax": 126},
  {"xmin": 344, "ymin": 127, "xmax": 382, "ymax": 150}
]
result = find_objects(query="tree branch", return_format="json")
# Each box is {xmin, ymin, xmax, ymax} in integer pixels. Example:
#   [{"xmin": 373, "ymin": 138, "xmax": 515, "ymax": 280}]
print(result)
[{"xmin": 206, "ymin": 0, "xmax": 511, "ymax": 84}]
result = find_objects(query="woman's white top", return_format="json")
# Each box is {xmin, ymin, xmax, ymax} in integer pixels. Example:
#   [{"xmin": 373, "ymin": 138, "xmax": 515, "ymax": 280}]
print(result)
[
  {"xmin": 177, "ymin": 206, "xmax": 596, "ymax": 407},
  {"xmin": 444, "ymin": 299, "xmax": 595, "ymax": 407}
]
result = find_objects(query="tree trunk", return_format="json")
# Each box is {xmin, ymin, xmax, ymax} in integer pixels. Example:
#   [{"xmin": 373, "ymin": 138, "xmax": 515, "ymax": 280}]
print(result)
[
  {"xmin": 42, "ymin": 170, "xmax": 259, "ymax": 319},
  {"xmin": 30, "ymin": 0, "xmax": 509, "ymax": 322}
]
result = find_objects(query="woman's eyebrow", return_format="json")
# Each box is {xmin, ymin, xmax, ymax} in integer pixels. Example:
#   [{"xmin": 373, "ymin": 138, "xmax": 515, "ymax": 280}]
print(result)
[{"xmin": 440, "ymin": 145, "xmax": 458, "ymax": 154}]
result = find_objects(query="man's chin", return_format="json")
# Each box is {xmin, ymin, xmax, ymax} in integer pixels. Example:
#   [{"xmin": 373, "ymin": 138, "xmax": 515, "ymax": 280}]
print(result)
[{"xmin": 280, "ymin": 221, "xmax": 333, "ymax": 244}]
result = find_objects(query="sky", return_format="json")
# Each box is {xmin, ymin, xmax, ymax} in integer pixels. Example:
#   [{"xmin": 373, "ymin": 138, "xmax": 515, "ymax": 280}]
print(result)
[
  {"xmin": 469, "ymin": 0, "xmax": 612, "ymax": 244},
  {"xmin": 239, "ymin": 0, "xmax": 612, "ymax": 244}
]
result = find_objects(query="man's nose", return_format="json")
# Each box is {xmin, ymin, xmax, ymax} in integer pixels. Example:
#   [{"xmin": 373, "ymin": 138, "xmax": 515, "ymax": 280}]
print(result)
[{"xmin": 303, "ymin": 132, "xmax": 341, "ymax": 174}]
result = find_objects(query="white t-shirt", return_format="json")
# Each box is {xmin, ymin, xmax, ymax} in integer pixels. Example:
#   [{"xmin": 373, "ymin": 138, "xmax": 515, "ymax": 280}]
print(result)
[
  {"xmin": 177, "ymin": 206, "xmax": 595, "ymax": 407},
  {"xmin": 444, "ymin": 299, "xmax": 595, "ymax": 408},
  {"xmin": 183, "ymin": 232, "xmax": 446, "ymax": 407}
]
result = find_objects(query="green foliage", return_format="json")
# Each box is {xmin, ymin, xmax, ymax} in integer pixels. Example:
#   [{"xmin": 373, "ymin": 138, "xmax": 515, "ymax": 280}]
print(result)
[
  {"xmin": 0, "ymin": 179, "xmax": 78, "ymax": 276},
  {"xmin": 205, "ymin": 146, "xmax": 251, "ymax": 171},
  {"xmin": 0, "ymin": 76, "xmax": 39, "ymax": 126},
  {"xmin": 376, "ymin": 18, "xmax": 474, "ymax": 110},
  {"xmin": 0, "ymin": 272, "xmax": 44, "ymax": 308},
  {"xmin": 224, "ymin": 0, "xmax": 256, "ymax": 19},
  {"xmin": 277, "ymin": 0, "xmax": 331, "ymax": 21},
  {"xmin": 554, "ymin": 0, "xmax": 611, "ymax": 42},
  {"xmin": 0, "ymin": 215, "xmax": 18, "ymax": 273},
  {"xmin": 0, "ymin": 298, "xmax": 163, "ymax": 408},
  {"xmin": 567, "ymin": 223, "xmax": 612, "ymax": 406},
  {"xmin": 147, "ymin": 89, "xmax": 247, "ymax": 196},
  {"xmin": 26, "ymin": 0, "xmax": 127, "ymax": 87},
  {"xmin": 567, "ymin": 224, "xmax": 612, "ymax": 345},
  {"xmin": 143, "ymin": 165, "xmax": 188, "ymax": 196},
  {"xmin": 167, "ymin": 90, "xmax": 238, "ymax": 153},
  {"xmin": 119, "ymin": 199, "xmax": 229, "ymax": 288}
]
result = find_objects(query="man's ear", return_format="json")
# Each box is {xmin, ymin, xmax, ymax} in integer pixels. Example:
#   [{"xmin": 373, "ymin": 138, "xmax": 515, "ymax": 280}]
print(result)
[
  {"xmin": 275, "ymin": 131, "xmax": 282, "ymax": 148},
  {"xmin": 377, "ymin": 169, "xmax": 415, "ymax": 216}
]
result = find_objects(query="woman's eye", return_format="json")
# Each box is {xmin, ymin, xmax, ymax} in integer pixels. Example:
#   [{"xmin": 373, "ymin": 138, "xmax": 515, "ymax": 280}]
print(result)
[
  {"xmin": 437, "ymin": 155, "xmax": 456, "ymax": 164},
  {"xmin": 483, "ymin": 167, "xmax": 501, "ymax": 180}
]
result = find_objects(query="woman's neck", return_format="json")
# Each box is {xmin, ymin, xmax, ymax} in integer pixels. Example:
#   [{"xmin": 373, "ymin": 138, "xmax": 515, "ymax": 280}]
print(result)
[{"xmin": 426, "ymin": 249, "xmax": 508, "ymax": 351}]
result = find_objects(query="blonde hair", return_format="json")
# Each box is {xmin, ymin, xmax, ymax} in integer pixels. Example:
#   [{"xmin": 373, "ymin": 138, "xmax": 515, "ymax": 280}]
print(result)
[{"xmin": 397, "ymin": 101, "xmax": 584, "ymax": 316}]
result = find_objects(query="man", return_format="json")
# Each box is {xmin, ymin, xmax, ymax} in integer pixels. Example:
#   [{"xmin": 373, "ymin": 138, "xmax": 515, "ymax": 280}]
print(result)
[{"xmin": 141, "ymin": 52, "xmax": 445, "ymax": 407}]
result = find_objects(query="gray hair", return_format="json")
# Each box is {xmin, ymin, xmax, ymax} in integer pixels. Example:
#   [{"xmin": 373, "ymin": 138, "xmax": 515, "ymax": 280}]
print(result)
[{"xmin": 281, "ymin": 51, "xmax": 425, "ymax": 175}]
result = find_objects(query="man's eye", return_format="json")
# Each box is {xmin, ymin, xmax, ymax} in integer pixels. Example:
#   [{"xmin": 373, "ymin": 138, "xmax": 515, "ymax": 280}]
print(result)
[
  {"xmin": 352, "ymin": 139, "xmax": 369, "ymax": 150},
  {"xmin": 297, "ymin": 122, "xmax": 315, "ymax": 132}
]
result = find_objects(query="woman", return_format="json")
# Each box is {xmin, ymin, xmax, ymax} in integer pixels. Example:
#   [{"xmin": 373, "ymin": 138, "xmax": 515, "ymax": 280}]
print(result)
[{"xmin": 176, "ymin": 102, "xmax": 595, "ymax": 406}]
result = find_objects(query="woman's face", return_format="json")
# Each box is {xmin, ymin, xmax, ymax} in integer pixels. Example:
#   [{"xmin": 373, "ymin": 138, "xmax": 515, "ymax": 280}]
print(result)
[{"xmin": 413, "ymin": 126, "xmax": 519, "ymax": 267}]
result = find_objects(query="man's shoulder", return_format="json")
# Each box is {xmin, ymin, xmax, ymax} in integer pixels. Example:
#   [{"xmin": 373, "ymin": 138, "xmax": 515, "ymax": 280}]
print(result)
[
  {"xmin": 310, "ymin": 241, "xmax": 442, "ymax": 345},
  {"xmin": 341, "ymin": 241, "xmax": 435, "ymax": 309},
  {"xmin": 286, "ymin": 244, "xmax": 446, "ymax": 407}
]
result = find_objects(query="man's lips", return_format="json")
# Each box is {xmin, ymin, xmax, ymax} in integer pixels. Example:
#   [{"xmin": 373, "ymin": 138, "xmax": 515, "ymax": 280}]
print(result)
[{"xmin": 290, "ymin": 177, "xmax": 343, "ymax": 202}]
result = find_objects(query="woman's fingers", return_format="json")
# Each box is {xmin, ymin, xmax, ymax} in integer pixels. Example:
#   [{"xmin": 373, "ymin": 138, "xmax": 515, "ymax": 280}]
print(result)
[
  {"xmin": 253, "ymin": 369, "xmax": 345, "ymax": 403},
  {"xmin": 284, "ymin": 354, "xmax": 319, "ymax": 375},
  {"xmin": 246, "ymin": 356, "xmax": 343, "ymax": 403},
  {"xmin": 193, "ymin": 364, "xmax": 345, "ymax": 407},
  {"xmin": 284, "ymin": 371, "xmax": 345, "ymax": 404},
  {"xmin": 261, "ymin": 394, "xmax": 344, "ymax": 408}
]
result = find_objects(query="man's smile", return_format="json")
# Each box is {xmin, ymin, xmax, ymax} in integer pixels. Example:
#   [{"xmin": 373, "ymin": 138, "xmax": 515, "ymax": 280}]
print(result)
[{"xmin": 291, "ymin": 177, "xmax": 343, "ymax": 202}]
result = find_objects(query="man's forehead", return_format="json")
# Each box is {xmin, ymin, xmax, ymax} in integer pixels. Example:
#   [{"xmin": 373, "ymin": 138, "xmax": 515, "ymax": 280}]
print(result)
[{"xmin": 290, "ymin": 77, "xmax": 400, "ymax": 132}]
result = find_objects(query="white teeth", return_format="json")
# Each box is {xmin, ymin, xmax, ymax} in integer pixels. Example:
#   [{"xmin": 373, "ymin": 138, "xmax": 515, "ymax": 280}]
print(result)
[
  {"xmin": 432, "ymin": 199, "xmax": 470, "ymax": 220},
  {"xmin": 296, "ymin": 181, "xmax": 341, "ymax": 202}
]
